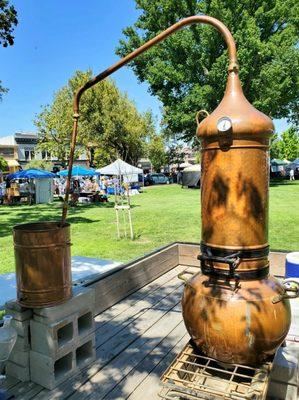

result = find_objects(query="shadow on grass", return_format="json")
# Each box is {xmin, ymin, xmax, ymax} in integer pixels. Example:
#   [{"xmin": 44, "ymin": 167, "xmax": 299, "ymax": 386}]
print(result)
[
  {"xmin": 67, "ymin": 216, "xmax": 101, "ymax": 224},
  {"xmin": 270, "ymin": 179, "xmax": 297, "ymax": 187},
  {"xmin": 0, "ymin": 201, "xmax": 114, "ymax": 238}
]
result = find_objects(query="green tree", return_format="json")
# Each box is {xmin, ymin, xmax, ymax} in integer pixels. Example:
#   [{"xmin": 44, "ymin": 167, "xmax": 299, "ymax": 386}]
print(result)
[
  {"xmin": 165, "ymin": 144, "xmax": 184, "ymax": 169},
  {"xmin": 280, "ymin": 127, "xmax": 299, "ymax": 161},
  {"xmin": 270, "ymin": 133, "xmax": 280, "ymax": 159},
  {"xmin": 117, "ymin": 0, "xmax": 299, "ymax": 141},
  {"xmin": 0, "ymin": 156, "xmax": 8, "ymax": 172},
  {"xmin": 0, "ymin": 0, "xmax": 18, "ymax": 100},
  {"xmin": 148, "ymin": 135, "xmax": 166, "ymax": 171},
  {"xmin": 25, "ymin": 159, "xmax": 53, "ymax": 171},
  {"xmin": 270, "ymin": 126, "xmax": 299, "ymax": 160},
  {"xmin": 35, "ymin": 70, "xmax": 153, "ymax": 167}
]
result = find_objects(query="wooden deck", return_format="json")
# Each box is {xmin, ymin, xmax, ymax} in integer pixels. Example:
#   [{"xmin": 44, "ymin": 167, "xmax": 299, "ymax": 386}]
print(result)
[
  {"xmin": 3, "ymin": 264, "xmax": 196, "ymax": 400},
  {"xmin": 1, "ymin": 244, "xmax": 289, "ymax": 400}
]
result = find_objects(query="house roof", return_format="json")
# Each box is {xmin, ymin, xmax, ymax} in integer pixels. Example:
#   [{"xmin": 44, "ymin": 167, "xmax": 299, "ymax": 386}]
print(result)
[{"xmin": 0, "ymin": 135, "xmax": 16, "ymax": 146}]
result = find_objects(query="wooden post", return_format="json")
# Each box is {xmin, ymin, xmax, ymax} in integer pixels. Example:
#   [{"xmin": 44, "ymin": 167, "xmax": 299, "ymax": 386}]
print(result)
[{"xmin": 115, "ymin": 207, "xmax": 120, "ymax": 239}]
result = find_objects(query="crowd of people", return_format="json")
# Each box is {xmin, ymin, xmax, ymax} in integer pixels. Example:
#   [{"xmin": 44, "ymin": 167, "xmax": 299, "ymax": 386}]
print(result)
[
  {"xmin": 54, "ymin": 176, "xmax": 121, "ymax": 195},
  {"xmin": 0, "ymin": 172, "xmax": 140, "ymax": 206},
  {"xmin": 53, "ymin": 176, "xmax": 127, "ymax": 204},
  {"xmin": 0, "ymin": 178, "xmax": 36, "ymax": 205}
]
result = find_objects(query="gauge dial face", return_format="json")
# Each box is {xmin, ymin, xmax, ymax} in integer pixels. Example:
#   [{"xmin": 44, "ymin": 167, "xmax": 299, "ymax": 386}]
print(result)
[{"xmin": 217, "ymin": 117, "xmax": 232, "ymax": 132}]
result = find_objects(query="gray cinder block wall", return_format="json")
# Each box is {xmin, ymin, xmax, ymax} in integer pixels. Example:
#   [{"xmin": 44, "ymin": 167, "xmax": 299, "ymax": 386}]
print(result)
[
  {"xmin": 5, "ymin": 286, "xmax": 96, "ymax": 389},
  {"xmin": 5, "ymin": 300, "xmax": 32, "ymax": 381}
]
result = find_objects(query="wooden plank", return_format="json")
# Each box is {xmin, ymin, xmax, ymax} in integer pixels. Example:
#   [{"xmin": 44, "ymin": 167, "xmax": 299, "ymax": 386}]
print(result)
[
  {"xmin": 90, "ymin": 243, "xmax": 179, "ymax": 315},
  {"xmin": 178, "ymin": 243, "xmax": 200, "ymax": 267},
  {"xmin": 127, "ymin": 333, "xmax": 189, "ymax": 400},
  {"xmin": 94, "ymin": 285, "xmax": 183, "ymax": 368},
  {"xmin": 0, "ymin": 375, "xmax": 19, "ymax": 391},
  {"xmin": 34, "ymin": 269, "xmax": 184, "ymax": 400},
  {"xmin": 6, "ymin": 381, "xmax": 41, "ymax": 399},
  {"xmin": 94, "ymin": 265, "xmax": 185, "ymax": 330},
  {"xmin": 72, "ymin": 303, "xmax": 183, "ymax": 399},
  {"xmin": 95, "ymin": 271, "xmax": 184, "ymax": 349},
  {"xmin": 15, "ymin": 385, "xmax": 44, "ymax": 400},
  {"xmin": 269, "ymin": 251, "xmax": 287, "ymax": 277},
  {"xmin": 103, "ymin": 321, "xmax": 187, "ymax": 400}
]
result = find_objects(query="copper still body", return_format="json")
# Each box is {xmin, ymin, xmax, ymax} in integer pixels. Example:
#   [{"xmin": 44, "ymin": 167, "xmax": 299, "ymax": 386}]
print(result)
[{"xmin": 181, "ymin": 63, "xmax": 295, "ymax": 365}]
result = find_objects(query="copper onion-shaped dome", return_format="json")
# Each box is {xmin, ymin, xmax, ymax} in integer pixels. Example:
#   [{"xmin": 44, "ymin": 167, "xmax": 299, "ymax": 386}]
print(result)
[{"xmin": 197, "ymin": 72, "xmax": 274, "ymax": 139}]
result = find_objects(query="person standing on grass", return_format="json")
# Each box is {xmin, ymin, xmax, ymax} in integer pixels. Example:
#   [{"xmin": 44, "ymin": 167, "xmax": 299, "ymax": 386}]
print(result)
[{"xmin": 289, "ymin": 169, "xmax": 295, "ymax": 181}]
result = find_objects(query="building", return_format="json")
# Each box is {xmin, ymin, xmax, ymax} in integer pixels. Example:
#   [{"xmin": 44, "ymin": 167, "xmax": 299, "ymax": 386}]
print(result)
[
  {"xmin": 181, "ymin": 146, "xmax": 197, "ymax": 165},
  {"xmin": 0, "ymin": 137, "xmax": 19, "ymax": 172},
  {"xmin": 0, "ymin": 132, "xmax": 89, "ymax": 172}
]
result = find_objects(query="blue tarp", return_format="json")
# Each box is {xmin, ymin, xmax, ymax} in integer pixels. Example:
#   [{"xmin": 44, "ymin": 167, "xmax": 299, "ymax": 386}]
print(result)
[
  {"xmin": 57, "ymin": 166, "xmax": 99, "ymax": 177},
  {"xmin": 7, "ymin": 169, "xmax": 55, "ymax": 179}
]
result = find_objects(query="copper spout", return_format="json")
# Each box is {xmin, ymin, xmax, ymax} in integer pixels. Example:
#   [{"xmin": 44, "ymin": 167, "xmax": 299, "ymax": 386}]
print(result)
[{"xmin": 61, "ymin": 15, "xmax": 239, "ymax": 224}]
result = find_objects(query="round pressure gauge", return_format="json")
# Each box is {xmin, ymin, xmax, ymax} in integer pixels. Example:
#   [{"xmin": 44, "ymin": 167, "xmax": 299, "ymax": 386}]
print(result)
[{"xmin": 217, "ymin": 116, "xmax": 232, "ymax": 133}]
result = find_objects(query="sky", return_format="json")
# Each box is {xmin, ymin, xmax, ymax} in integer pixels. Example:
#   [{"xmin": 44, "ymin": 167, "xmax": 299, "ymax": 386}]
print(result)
[{"xmin": 0, "ymin": 0, "xmax": 289, "ymax": 138}]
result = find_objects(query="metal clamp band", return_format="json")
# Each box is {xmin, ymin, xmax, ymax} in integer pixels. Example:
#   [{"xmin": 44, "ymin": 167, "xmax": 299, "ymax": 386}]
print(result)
[
  {"xmin": 198, "ymin": 252, "xmax": 241, "ymax": 279},
  {"xmin": 200, "ymin": 242, "xmax": 269, "ymax": 259}
]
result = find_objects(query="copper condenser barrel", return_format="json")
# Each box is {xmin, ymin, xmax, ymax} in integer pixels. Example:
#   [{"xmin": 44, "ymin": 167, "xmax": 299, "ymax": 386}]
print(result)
[{"xmin": 13, "ymin": 221, "xmax": 72, "ymax": 308}]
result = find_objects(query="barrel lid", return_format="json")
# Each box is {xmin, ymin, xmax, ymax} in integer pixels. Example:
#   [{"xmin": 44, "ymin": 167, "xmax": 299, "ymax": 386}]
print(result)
[
  {"xmin": 197, "ymin": 72, "xmax": 274, "ymax": 139},
  {"xmin": 286, "ymin": 252, "xmax": 299, "ymax": 264}
]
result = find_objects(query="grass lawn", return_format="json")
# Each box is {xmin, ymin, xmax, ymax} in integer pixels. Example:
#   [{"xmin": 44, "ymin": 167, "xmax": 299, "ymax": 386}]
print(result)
[{"xmin": 0, "ymin": 182, "xmax": 298, "ymax": 274}]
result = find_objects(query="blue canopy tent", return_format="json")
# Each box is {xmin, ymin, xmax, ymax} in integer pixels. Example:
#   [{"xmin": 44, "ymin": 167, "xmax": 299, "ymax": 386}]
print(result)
[
  {"xmin": 7, "ymin": 169, "xmax": 55, "ymax": 204},
  {"xmin": 7, "ymin": 169, "xmax": 55, "ymax": 179},
  {"xmin": 57, "ymin": 166, "xmax": 99, "ymax": 177}
]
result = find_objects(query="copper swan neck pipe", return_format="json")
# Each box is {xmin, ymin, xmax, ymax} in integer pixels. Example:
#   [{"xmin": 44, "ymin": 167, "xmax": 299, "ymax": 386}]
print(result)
[{"xmin": 61, "ymin": 15, "xmax": 238, "ymax": 224}]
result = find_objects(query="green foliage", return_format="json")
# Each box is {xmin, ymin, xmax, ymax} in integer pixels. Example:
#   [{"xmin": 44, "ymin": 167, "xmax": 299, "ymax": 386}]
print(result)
[
  {"xmin": 0, "ymin": 156, "xmax": 8, "ymax": 171},
  {"xmin": 25, "ymin": 159, "xmax": 53, "ymax": 171},
  {"xmin": 0, "ymin": 0, "xmax": 18, "ymax": 100},
  {"xmin": 117, "ymin": 0, "xmax": 299, "ymax": 141},
  {"xmin": 270, "ymin": 126, "xmax": 299, "ymax": 160},
  {"xmin": 195, "ymin": 152, "xmax": 201, "ymax": 164},
  {"xmin": 148, "ymin": 135, "xmax": 166, "ymax": 171},
  {"xmin": 165, "ymin": 144, "xmax": 184, "ymax": 168},
  {"xmin": 35, "ymin": 70, "xmax": 154, "ymax": 167}
]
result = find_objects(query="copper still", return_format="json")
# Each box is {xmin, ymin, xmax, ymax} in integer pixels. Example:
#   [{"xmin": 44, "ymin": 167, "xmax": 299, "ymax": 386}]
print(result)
[
  {"xmin": 180, "ymin": 26, "xmax": 299, "ymax": 365},
  {"xmin": 13, "ymin": 15, "xmax": 298, "ymax": 357},
  {"xmin": 60, "ymin": 15, "xmax": 298, "ymax": 363}
]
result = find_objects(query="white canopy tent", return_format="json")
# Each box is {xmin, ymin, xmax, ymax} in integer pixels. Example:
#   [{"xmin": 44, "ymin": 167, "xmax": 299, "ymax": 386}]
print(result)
[
  {"xmin": 182, "ymin": 164, "xmax": 201, "ymax": 188},
  {"xmin": 96, "ymin": 159, "xmax": 143, "ymax": 183}
]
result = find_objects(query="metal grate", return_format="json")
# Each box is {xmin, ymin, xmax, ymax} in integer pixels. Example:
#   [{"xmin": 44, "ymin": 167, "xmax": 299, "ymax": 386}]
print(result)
[{"xmin": 159, "ymin": 341, "xmax": 273, "ymax": 400}]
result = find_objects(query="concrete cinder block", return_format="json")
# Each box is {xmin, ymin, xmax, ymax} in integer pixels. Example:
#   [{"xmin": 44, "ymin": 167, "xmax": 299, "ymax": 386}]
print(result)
[
  {"xmin": 77, "ymin": 309, "xmax": 95, "ymax": 339},
  {"xmin": 267, "ymin": 343, "xmax": 299, "ymax": 400},
  {"xmin": 5, "ymin": 300, "xmax": 32, "ymax": 322},
  {"xmin": 12, "ymin": 335, "xmax": 30, "ymax": 352},
  {"xmin": 8, "ymin": 348, "xmax": 29, "ymax": 367},
  {"xmin": 5, "ymin": 360, "xmax": 30, "ymax": 382},
  {"xmin": 267, "ymin": 381, "xmax": 298, "ymax": 400},
  {"xmin": 30, "ymin": 314, "xmax": 75, "ymax": 356},
  {"xmin": 10, "ymin": 318, "xmax": 30, "ymax": 338},
  {"xmin": 29, "ymin": 333, "xmax": 95, "ymax": 390},
  {"xmin": 30, "ymin": 309, "xmax": 95, "ymax": 357},
  {"xmin": 30, "ymin": 350, "xmax": 75, "ymax": 390},
  {"xmin": 75, "ymin": 335, "xmax": 96, "ymax": 369},
  {"xmin": 33, "ymin": 287, "xmax": 95, "ymax": 323}
]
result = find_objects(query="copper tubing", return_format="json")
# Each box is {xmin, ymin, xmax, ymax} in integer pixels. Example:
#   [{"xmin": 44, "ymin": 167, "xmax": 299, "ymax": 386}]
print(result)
[{"xmin": 61, "ymin": 15, "xmax": 239, "ymax": 224}]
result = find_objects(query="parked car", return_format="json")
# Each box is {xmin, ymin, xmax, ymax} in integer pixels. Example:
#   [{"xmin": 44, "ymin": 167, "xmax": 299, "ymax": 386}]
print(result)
[{"xmin": 144, "ymin": 173, "xmax": 169, "ymax": 186}]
